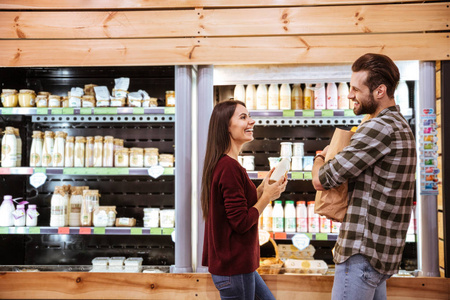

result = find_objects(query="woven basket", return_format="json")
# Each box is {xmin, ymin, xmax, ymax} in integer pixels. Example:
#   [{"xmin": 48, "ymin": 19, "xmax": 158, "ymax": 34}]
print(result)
[{"xmin": 257, "ymin": 237, "xmax": 283, "ymax": 275}]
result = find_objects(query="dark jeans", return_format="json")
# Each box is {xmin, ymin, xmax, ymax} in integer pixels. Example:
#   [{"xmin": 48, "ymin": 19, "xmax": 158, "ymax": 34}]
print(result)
[{"xmin": 211, "ymin": 271, "xmax": 276, "ymax": 300}]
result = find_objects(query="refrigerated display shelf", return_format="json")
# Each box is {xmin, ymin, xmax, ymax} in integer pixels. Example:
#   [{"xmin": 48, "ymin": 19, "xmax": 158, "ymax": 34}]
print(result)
[
  {"xmin": 247, "ymin": 171, "xmax": 312, "ymax": 180},
  {"xmin": 271, "ymin": 232, "xmax": 338, "ymax": 241},
  {"xmin": 0, "ymin": 226, "xmax": 174, "ymax": 236},
  {"xmin": 250, "ymin": 109, "xmax": 356, "ymax": 118},
  {"xmin": 0, "ymin": 167, "xmax": 174, "ymax": 176},
  {"xmin": 0, "ymin": 107, "xmax": 175, "ymax": 116}
]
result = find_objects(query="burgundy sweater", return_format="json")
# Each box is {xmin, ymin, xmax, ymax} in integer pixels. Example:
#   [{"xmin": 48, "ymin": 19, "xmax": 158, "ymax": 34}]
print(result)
[{"xmin": 202, "ymin": 155, "xmax": 260, "ymax": 275}]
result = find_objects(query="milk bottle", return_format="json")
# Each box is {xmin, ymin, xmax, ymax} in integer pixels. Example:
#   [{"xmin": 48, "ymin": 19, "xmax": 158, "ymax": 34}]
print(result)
[
  {"xmin": 234, "ymin": 84, "xmax": 246, "ymax": 102},
  {"xmin": 268, "ymin": 84, "xmax": 279, "ymax": 110},
  {"xmin": 262, "ymin": 202, "xmax": 273, "ymax": 232},
  {"xmin": 256, "ymin": 84, "xmax": 268, "ymax": 110},
  {"xmin": 296, "ymin": 201, "xmax": 308, "ymax": 232},
  {"xmin": 1, "ymin": 127, "xmax": 17, "ymax": 168},
  {"xmin": 272, "ymin": 201, "xmax": 284, "ymax": 232},
  {"xmin": 245, "ymin": 84, "xmax": 257, "ymax": 110},
  {"xmin": 304, "ymin": 84, "xmax": 314, "ymax": 110},
  {"xmin": 284, "ymin": 201, "xmax": 296, "ymax": 233},
  {"xmin": 291, "ymin": 84, "xmax": 303, "ymax": 110},
  {"xmin": 314, "ymin": 83, "xmax": 326, "ymax": 110},
  {"xmin": 338, "ymin": 82, "xmax": 350, "ymax": 109},
  {"xmin": 326, "ymin": 82, "xmax": 338, "ymax": 110},
  {"xmin": 279, "ymin": 83, "xmax": 291, "ymax": 110}
]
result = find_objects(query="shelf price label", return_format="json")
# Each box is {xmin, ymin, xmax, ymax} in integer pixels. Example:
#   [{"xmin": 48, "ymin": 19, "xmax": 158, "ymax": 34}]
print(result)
[
  {"xmin": 63, "ymin": 108, "xmax": 74, "ymax": 115},
  {"xmin": 37, "ymin": 108, "xmax": 48, "ymax": 115},
  {"xmin": 303, "ymin": 172, "xmax": 312, "ymax": 180},
  {"xmin": 259, "ymin": 230, "xmax": 270, "ymax": 246},
  {"xmin": 150, "ymin": 228, "xmax": 162, "ymax": 235},
  {"xmin": 94, "ymin": 107, "xmax": 117, "ymax": 115},
  {"xmin": 79, "ymin": 227, "xmax": 91, "ymax": 235},
  {"xmin": 29, "ymin": 227, "xmax": 41, "ymax": 234},
  {"xmin": 0, "ymin": 227, "xmax": 9, "ymax": 234},
  {"xmin": 344, "ymin": 109, "xmax": 356, "ymax": 117},
  {"xmin": 58, "ymin": 227, "xmax": 70, "ymax": 234},
  {"xmin": 291, "ymin": 172, "xmax": 303, "ymax": 180},
  {"xmin": 322, "ymin": 110, "xmax": 333, "ymax": 117},
  {"xmin": 303, "ymin": 110, "xmax": 315, "ymax": 117},
  {"xmin": 51, "ymin": 108, "xmax": 63, "ymax": 115},
  {"xmin": 162, "ymin": 228, "xmax": 175, "ymax": 235},
  {"xmin": 282, "ymin": 110, "xmax": 295, "ymax": 117},
  {"xmin": 164, "ymin": 107, "xmax": 175, "ymax": 115},
  {"xmin": 274, "ymin": 232, "xmax": 287, "ymax": 240},
  {"xmin": 131, "ymin": 228, "xmax": 143, "ymax": 235},
  {"xmin": 292, "ymin": 233, "xmax": 311, "ymax": 251},
  {"xmin": 80, "ymin": 108, "xmax": 92, "ymax": 115},
  {"xmin": 133, "ymin": 107, "xmax": 144, "ymax": 115},
  {"xmin": 93, "ymin": 227, "xmax": 106, "ymax": 235},
  {"xmin": 315, "ymin": 233, "xmax": 328, "ymax": 240},
  {"xmin": 1, "ymin": 108, "xmax": 13, "ymax": 115}
]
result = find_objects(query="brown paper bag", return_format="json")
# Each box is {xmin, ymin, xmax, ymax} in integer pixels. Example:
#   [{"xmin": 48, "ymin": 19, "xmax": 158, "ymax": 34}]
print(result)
[{"xmin": 314, "ymin": 128, "xmax": 355, "ymax": 222}]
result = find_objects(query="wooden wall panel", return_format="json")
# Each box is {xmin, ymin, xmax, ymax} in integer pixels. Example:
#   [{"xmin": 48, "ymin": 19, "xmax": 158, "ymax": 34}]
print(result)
[
  {"xmin": 0, "ymin": 272, "xmax": 449, "ymax": 299},
  {"xmin": 437, "ymin": 69, "xmax": 442, "ymax": 99},
  {"xmin": 0, "ymin": 0, "xmax": 431, "ymax": 9},
  {"xmin": 1, "ymin": 33, "xmax": 448, "ymax": 67},
  {"xmin": 439, "ymin": 211, "xmax": 444, "ymax": 240},
  {"xmin": 0, "ymin": 3, "xmax": 447, "ymax": 39},
  {"xmin": 440, "ymin": 239, "xmax": 446, "ymax": 269}
]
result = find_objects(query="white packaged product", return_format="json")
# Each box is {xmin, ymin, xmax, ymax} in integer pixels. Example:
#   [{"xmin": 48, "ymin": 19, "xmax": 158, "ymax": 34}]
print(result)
[
  {"xmin": 307, "ymin": 201, "xmax": 319, "ymax": 233},
  {"xmin": 245, "ymin": 84, "xmax": 257, "ymax": 110},
  {"xmin": 129, "ymin": 148, "xmax": 144, "ymax": 167},
  {"xmin": 50, "ymin": 186, "xmax": 68, "ymax": 227},
  {"xmin": 128, "ymin": 91, "xmax": 142, "ymax": 107},
  {"xmin": 291, "ymin": 156, "xmax": 303, "ymax": 171},
  {"xmin": 113, "ymin": 77, "xmax": 130, "ymax": 98},
  {"xmin": 0, "ymin": 195, "xmax": 15, "ymax": 226},
  {"xmin": 143, "ymin": 208, "xmax": 160, "ymax": 228},
  {"xmin": 124, "ymin": 257, "xmax": 143, "ymax": 273},
  {"xmin": 12, "ymin": 204, "xmax": 26, "ymax": 226},
  {"xmin": 68, "ymin": 186, "xmax": 86, "ymax": 227},
  {"xmin": 109, "ymin": 257, "xmax": 125, "ymax": 272},
  {"xmin": 279, "ymin": 83, "xmax": 291, "ymax": 110},
  {"xmin": 74, "ymin": 136, "xmax": 86, "ymax": 167},
  {"xmin": 69, "ymin": 87, "xmax": 84, "ymax": 107},
  {"xmin": 296, "ymin": 201, "xmax": 308, "ymax": 232},
  {"xmin": 159, "ymin": 209, "xmax": 175, "ymax": 228},
  {"xmin": 2, "ymin": 127, "xmax": 18, "ymax": 167},
  {"xmin": 52, "ymin": 131, "xmax": 66, "ymax": 167},
  {"xmin": 93, "ymin": 136, "xmax": 103, "ymax": 167},
  {"xmin": 303, "ymin": 156, "xmax": 314, "ymax": 171},
  {"xmin": 262, "ymin": 202, "xmax": 272, "ymax": 232},
  {"xmin": 292, "ymin": 142, "xmax": 304, "ymax": 157},
  {"xmin": 93, "ymin": 208, "xmax": 108, "ymax": 227},
  {"xmin": 26, "ymin": 204, "xmax": 39, "ymax": 227},
  {"xmin": 85, "ymin": 136, "xmax": 94, "ymax": 167},
  {"xmin": 284, "ymin": 259, "xmax": 328, "ymax": 275},
  {"xmin": 30, "ymin": 131, "xmax": 44, "ymax": 167},
  {"xmin": 114, "ymin": 148, "xmax": 129, "ymax": 167},
  {"xmin": 280, "ymin": 142, "xmax": 292, "ymax": 158},
  {"xmin": 268, "ymin": 157, "xmax": 279, "ymax": 170},
  {"xmin": 103, "ymin": 136, "xmax": 114, "ymax": 167},
  {"xmin": 41, "ymin": 131, "xmax": 54, "ymax": 167},
  {"xmin": 94, "ymin": 86, "xmax": 111, "ymax": 107},
  {"xmin": 284, "ymin": 201, "xmax": 296, "ymax": 233},
  {"xmin": 269, "ymin": 157, "xmax": 290, "ymax": 183},
  {"xmin": 91, "ymin": 257, "xmax": 109, "ymax": 272},
  {"xmin": 242, "ymin": 156, "xmax": 255, "ymax": 171},
  {"xmin": 64, "ymin": 136, "xmax": 75, "ymax": 167},
  {"xmin": 268, "ymin": 83, "xmax": 279, "ymax": 110},
  {"xmin": 272, "ymin": 201, "xmax": 284, "ymax": 232}
]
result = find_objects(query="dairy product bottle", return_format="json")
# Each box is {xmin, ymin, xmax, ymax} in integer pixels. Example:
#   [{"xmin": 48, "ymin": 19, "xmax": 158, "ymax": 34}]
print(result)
[
  {"xmin": 304, "ymin": 84, "xmax": 314, "ymax": 110},
  {"xmin": 284, "ymin": 200, "xmax": 296, "ymax": 232},
  {"xmin": 268, "ymin": 83, "xmax": 279, "ymax": 110},
  {"xmin": 314, "ymin": 83, "xmax": 326, "ymax": 110},
  {"xmin": 1, "ymin": 127, "xmax": 17, "ymax": 168},
  {"xmin": 262, "ymin": 202, "xmax": 273, "ymax": 232},
  {"xmin": 30, "ymin": 131, "xmax": 43, "ymax": 167},
  {"xmin": 331, "ymin": 221, "xmax": 341, "ymax": 233},
  {"xmin": 234, "ymin": 84, "xmax": 246, "ymax": 102},
  {"xmin": 279, "ymin": 83, "xmax": 291, "ymax": 110},
  {"xmin": 256, "ymin": 84, "xmax": 268, "ymax": 110},
  {"xmin": 0, "ymin": 195, "xmax": 15, "ymax": 226},
  {"xmin": 296, "ymin": 201, "xmax": 308, "ymax": 232},
  {"xmin": 74, "ymin": 136, "xmax": 86, "ymax": 167},
  {"xmin": 64, "ymin": 136, "xmax": 75, "ymax": 167},
  {"xmin": 269, "ymin": 157, "xmax": 290, "ymax": 183},
  {"xmin": 338, "ymin": 82, "xmax": 350, "ymax": 109},
  {"xmin": 320, "ymin": 216, "xmax": 331, "ymax": 233},
  {"xmin": 52, "ymin": 131, "xmax": 66, "ymax": 167},
  {"xmin": 13, "ymin": 128, "xmax": 22, "ymax": 167},
  {"xmin": 395, "ymin": 80, "xmax": 410, "ymax": 115},
  {"xmin": 13, "ymin": 204, "xmax": 26, "ymax": 226},
  {"xmin": 326, "ymin": 82, "xmax": 338, "ymax": 110},
  {"xmin": 41, "ymin": 131, "xmax": 54, "ymax": 167},
  {"xmin": 291, "ymin": 84, "xmax": 303, "ymax": 110},
  {"xmin": 307, "ymin": 201, "xmax": 319, "ymax": 233},
  {"xmin": 245, "ymin": 84, "xmax": 257, "ymax": 110},
  {"xmin": 272, "ymin": 201, "xmax": 284, "ymax": 232}
]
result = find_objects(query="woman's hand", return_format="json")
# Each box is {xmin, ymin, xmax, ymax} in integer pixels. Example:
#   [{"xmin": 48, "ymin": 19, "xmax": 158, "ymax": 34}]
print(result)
[
  {"xmin": 257, "ymin": 167, "xmax": 275, "ymax": 199},
  {"xmin": 254, "ymin": 173, "xmax": 288, "ymax": 214}
]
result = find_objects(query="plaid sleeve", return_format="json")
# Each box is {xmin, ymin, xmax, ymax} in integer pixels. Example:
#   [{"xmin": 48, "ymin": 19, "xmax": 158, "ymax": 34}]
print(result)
[{"xmin": 319, "ymin": 120, "xmax": 393, "ymax": 189}]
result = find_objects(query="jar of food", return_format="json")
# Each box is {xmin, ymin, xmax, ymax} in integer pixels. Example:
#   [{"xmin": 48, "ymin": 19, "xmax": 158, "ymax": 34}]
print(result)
[
  {"xmin": 82, "ymin": 95, "xmax": 96, "ymax": 107},
  {"xmin": 165, "ymin": 91, "xmax": 175, "ymax": 107},
  {"xmin": 50, "ymin": 186, "xmax": 68, "ymax": 227},
  {"xmin": 84, "ymin": 84, "xmax": 97, "ymax": 96},
  {"xmin": 18, "ymin": 89, "xmax": 36, "ymax": 107},
  {"xmin": 61, "ymin": 96, "xmax": 69, "ymax": 107},
  {"xmin": 38, "ymin": 91, "xmax": 51, "ymax": 97},
  {"xmin": 1, "ymin": 89, "xmax": 18, "ymax": 107},
  {"xmin": 142, "ymin": 97, "xmax": 158, "ymax": 108},
  {"xmin": 110, "ymin": 97, "xmax": 126, "ymax": 107},
  {"xmin": 129, "ymin": 147, "xmax": 144, "ymax": 167},
  {"xmin": 144, "ymin": 148, "xmax": 159, "ymax": 167},
  {"xmin": 85, "ymin": 136, "xmax": 95, "ymax": 167},
  {"xmin": 48, "ymin": 95, "xmax": 61, "ymax": 108},
  {"xmin": 64, "ymin": 136, "xmax": 75, "ymax": 167},
  {"xmin": 36, "ymin": 95, "xmax": 48, "ymax": 107},
  {"xmin": 74, "ymin": 136, "xmax": 86, "ymax": 167},
  {"xmin": 114, "ymin": 148, "xmax": 129, "ymax": 167},
  {"xmin": 103, "ymin": 136, "xmax": 114, "ymax": 167},
  {"xmin": 242, "ymin": 156, "xmax": 255, "ymax": 171},
  {"xmin": 93, "ymin": 136, "xmax": 103, "ymax": 167},
  {"xmin": 159, "ymin": 154, "xmax": 174, "ymax": 167},
  {"xmin": 113, "ymin": 138, "xmax": 124, "ymax": 154}
]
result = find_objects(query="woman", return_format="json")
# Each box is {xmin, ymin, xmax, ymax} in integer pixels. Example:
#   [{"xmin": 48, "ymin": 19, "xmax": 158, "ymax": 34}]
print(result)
[{"xmin": 201, "ymin": 100, "xmax": 287, "ymax": 299}]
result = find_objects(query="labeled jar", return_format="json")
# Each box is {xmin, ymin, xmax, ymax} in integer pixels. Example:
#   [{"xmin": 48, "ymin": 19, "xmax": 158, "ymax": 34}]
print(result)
[
  {"xmin": 36, "ymin": 95, "xmax": 48, "ymax": 107},
  {"xmin": 103, "ymin": 136, "xmax": 114, "ymax": 167},
  {"xmin": 82, "ymin": 95, "xmax": 96, "ymax": 107},
  {"xmin": 291, "ymin": 156, "xmax": 303, "ymax": 171},
  {"xmin": 50, "ymin": 186, "xmax": 68, "ymax": 227},
  {"xmin": 74, "ymin": 136, "xmax": 86, "ymax": 167},
  {"xmin": 64, "ymin": 136, "xmax": 75, "ymax": 167},
  {"xmin": 114, "ymin": 148, "xmax": 129, "ymax": 167},
  {"xmin": 26, "ymin": 204, "xmax": 39, "ymax": 227},
  {"xmin": 30, "ymin": 131, "xmax": 44, "ymax": 167},
  {"xmin": 61, "ymin": 96, "xmax": 69, "ymax": 107},
  {"xmin": 1, "ymin": 127, "xmax": 17, "ymax": 167},
  {"xmin": 85, "ymin": 136, "xmax": 95, "ymax": 167},
  {"xmin": 48, "ymin": 95, "xmax": 61, "ymax": 108},
  {"xmin": 280, "ymin": 142, "xmax": 293, "ymax": 158},
  {"xmin": 93, "ymin": 136, "xmax": 103, "ymax": 167},
  {"xmin": 144, "ymin": 148, "xmax": 159, "ymax": 167},
  {"xmin": 110, "ymin": 97, "xmax": 125, "ymax": 107},
  {"xmin": 242, "ymin": 156, "xmax": 255, "ymax": 171},
  {"xmin": 113, "ymin": 138, "xmax": 124, "ymax": 154},
  {"xmin": 143, "ymin": 208, "xmax": 160, "ymax": 227},
  {"xmin": 1, "ymin": 89, "xmax": 18, "ymax": 107},
  {"xmin": 165, "ymin": 90, "xmax": 175, "ymax": 107},
  {"xmin": 68, "ymin": 186, "xmax": 85, "ymax": 227},
  {"xmin": 129, "ymin": 147, "xmax": 144, "ymax": 167},
  {"xmin": 18, "ymin": 89, "xmax": 36, "ymax": 107},
  {"xmin": 159, "ymin": 154, "xmax": 174, "ymax": 167},
  {"xmin": 292, "ymin": 142, "xmax": 304, "ymax": 157},
  {"xmin": 41, "ymin": 131, "xmax": 55, "ymax": 167},
  {"xmin": 13, "ymin": 204, "xmax": 26, "ymax": 226},
  {"xmin": 52, "ymin": 131, "xmax": 66, "ymax": 167},
  {"xmin": 142, "ymin": 97, "xmax": 158, "ymax": 108}
]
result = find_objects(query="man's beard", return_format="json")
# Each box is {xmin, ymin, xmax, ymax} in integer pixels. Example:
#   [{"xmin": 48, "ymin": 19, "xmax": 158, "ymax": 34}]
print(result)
[{"xmin": 354, "ymin": 92, "xmax": 378, "ymax": 116}]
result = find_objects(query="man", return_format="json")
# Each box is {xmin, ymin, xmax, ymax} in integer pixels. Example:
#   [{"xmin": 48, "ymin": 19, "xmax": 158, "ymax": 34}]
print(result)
[{"xmin": 312, "ymin": 53, "xmax": 416, "ymax": 300}]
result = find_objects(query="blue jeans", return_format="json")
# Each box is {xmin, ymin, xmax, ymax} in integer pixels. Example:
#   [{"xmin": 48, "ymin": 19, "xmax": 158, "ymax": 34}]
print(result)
[
  {"xmin": 211, "ymin": 271, "xmax": 276, "ymax": 300},
  {"xmin": 332, "ymin": 254, "xmax": 391, "ymax": 300}
]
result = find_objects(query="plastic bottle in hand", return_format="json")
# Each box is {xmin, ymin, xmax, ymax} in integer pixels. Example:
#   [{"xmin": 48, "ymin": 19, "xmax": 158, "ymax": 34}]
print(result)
[{"xmin": 269, "ymin": 157, "xmax": 290, "ymax": 184}]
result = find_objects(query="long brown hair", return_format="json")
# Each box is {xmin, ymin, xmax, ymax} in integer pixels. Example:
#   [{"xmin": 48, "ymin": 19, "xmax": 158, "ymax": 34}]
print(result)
[{"xmin": 201, "ymin": 100, "xmax": 246, "ymax": 220}]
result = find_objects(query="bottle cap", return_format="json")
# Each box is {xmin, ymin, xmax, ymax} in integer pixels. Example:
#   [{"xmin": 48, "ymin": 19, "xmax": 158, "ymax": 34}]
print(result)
[
  {"xmin": 286, "ymin": 200, "xmax": 294, "ymax": 204},
  {"xmin": 3, "ymin": 195, "xmax": 12, "ymax": 200},
  {"xmin": 274, "ymin": 200, "xmax": 282, "ymax": 204}
]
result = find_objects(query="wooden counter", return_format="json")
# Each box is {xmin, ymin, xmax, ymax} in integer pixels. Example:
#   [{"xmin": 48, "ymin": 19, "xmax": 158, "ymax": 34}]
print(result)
[{"xmin": 0, "ymin": 272, "xmax": 449, "ymax": 299}]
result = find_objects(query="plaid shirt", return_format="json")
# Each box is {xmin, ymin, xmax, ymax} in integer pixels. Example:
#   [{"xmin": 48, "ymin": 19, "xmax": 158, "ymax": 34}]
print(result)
[{"xmin": 319, "ymin": 105, "xmax": 416, "ymax": 275}]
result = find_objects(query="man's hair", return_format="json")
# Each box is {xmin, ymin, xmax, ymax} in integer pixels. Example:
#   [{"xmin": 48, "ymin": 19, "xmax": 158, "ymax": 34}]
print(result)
[{"xmin": 352, "ymin": 53, "xmax": 400, "ymax": 98}]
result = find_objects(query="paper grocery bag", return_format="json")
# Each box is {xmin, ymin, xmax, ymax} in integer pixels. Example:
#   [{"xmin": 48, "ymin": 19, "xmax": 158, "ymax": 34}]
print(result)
[{"xmin": 314, "ymin": 128, "xmax": 355, "ymax": 222}]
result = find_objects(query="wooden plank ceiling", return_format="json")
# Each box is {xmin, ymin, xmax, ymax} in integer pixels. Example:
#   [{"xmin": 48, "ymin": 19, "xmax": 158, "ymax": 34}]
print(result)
[{"xmin": 0, "ymin": 0, "xmax": 448, "ymax": 66}]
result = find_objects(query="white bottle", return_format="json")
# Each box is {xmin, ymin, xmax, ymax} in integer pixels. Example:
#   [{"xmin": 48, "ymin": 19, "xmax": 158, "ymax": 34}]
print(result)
[
  {"xmin": 103, "ymin": 136, "xmax": 114, "ymax": 167},
  {"xmin": 41, "ymin": 131, "xmax": 54, "ymax": 167},
  {"xmin": 26, "ymin": 204, "xmax": 39, "ymax": 227},
  {"xmin": 307, "ymin": 201, "xmax": 319, "ymax": 233},
  {"xmin": 85, "ymin": 136, "xmax": 95, "ymax": 167},
  {"xmin": 93, "ymin": 136, "xmax": 104, "ymax": 167},
  {"xmin": 304, "ymin": 84, "xmax": 314, "ymax": 110},
  {"xmin": 256, "ymin": 84, "xmax": 268, "ymax": 110},
  {"xmin": 262, "ymin": 202, "xmax": 273, "ymax": 232},
  {"xmin": 284, "ymin": 201, "xmax": 296, "ymax": 232},
  {"xmin": 234, "ymin": 84, "xmax": 246, "ymax": 102},
  {"xmin": 74, "ymin": 136, "xmax": 86, "ymax": 167},
  {"xmin": 395, "ymin": 80, "xmax": 410, "ymax": 115},
  {"xmin": 291, "ymin": 84, "xmax": 303, "ymax": 110},
  {"xmin": 269, "ymin": 157, "xmax": 290, "ymax": 183},
  {"xmin": 0, "ymin": 195, "xmax": 15, "ymax": 226},
  {"xmin": 50, "ymin": 186, "xmax": 66, "ymax": 227},
  {"xmin": 1, "ymin": 127, "xmax": 17, "ymax": 168},
  {"xmin": 268, "ymin": 83, "xmax": 279, "ymax": 110},
  {"xmin": 30, "ymin": 131, "xmax": 44, "ymax": 167},
  {"xmin": 272, "ymin": 201, "xmax": 284, "ymax": 232},
  {"xmin": 279, "ymin": 83, "xmax": 291, "ymax": 110},
  {"xmin": 52, "ymin": 131, "xmax": 66, "ymax": 167},
  {"xmin": 331, "ymin": 221, "xmax": 341, "ymax": 233},
  {"xmin": 314, "ymin": 83, "xmax": 326, "ymax": 110},
  {"xmin": 296, "ymin": 201, "xmax": 308, "ymax": 232},
  {"xmin": 326, "ymin": 82, "xmax": 338, "ymax": 110},
  {"xmin": 320, "ymin": 216, "xmax": 331, "ymax": 233},
  {"xmin": 13, "ymin": 128, "xmax": 22, "ymax": 167},
  {"xmin": 338, "ymin": 82, "xmax": 350, "ymax": 109},
  {"xmin": 245, "ymin": 84, "xmax": 257, "ymax": 110},
  {"xmin": 64, "ymin": 136, "xmax": 75, "ymax": 167},
  {"xmin": 13, "ymin": 204, "xmax": 26, "ymax": 226}
]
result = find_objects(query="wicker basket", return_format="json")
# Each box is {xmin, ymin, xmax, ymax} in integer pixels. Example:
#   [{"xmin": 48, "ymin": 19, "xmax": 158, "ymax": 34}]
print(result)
[{"xmin": 257, "ymin": 237, "xmax": 283, "ymax": 275}]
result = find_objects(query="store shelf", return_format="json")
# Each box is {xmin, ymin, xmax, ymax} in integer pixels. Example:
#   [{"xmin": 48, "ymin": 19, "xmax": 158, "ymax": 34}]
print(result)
[
  {"xmin": 0, "ymin": 167, "xmax": 174, "ymax": 176},
  {"xmin": 270, "ymin": 232, "xmax": 338, "ymax": 241},
  {"xmin": 247, "ymin": 171, "xmax": 312, "ymax": 180},
  {"xmin": 0, "ymin": 107, "xmax": 174, "ymax": 116},
  {"xmin": 250, "ymin": 109, "xmax": 357, "ymax": 118},
  {"xmin": 0, "ymin": 226, "xmax": 174, "ymax": 236}
]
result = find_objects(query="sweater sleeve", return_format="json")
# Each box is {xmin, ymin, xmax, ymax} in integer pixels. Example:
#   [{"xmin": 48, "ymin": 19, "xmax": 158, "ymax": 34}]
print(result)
[{"xmin": 219, "ymin": 163, "xmax": 259, "ymax": 234}]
